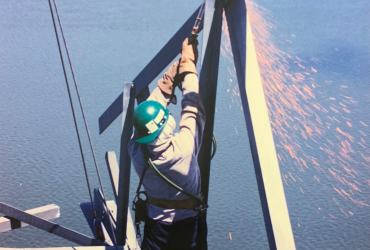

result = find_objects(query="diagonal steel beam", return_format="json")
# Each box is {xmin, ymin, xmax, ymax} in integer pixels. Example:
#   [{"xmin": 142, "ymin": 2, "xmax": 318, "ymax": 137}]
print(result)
[
  {"xmin": 99, "ymin": 5, "xmax": 204, "ymax": 134},
  {"xmin": 0, "ymin": 202, "xmax": 105, "ymax": 246},
  {"xmin": 225, "ymin": 0, "xmax": 295, "ymax": 249}
]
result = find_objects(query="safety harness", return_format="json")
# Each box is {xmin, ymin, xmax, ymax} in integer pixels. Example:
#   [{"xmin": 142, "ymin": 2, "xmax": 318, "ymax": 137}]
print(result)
[
  {"xmin": 132, "ymin": 144, "xmax": 208, "ymax": 242},
  {"xmin": 133, "ymin": 145, "xmax": 207, "ymax": 210}
]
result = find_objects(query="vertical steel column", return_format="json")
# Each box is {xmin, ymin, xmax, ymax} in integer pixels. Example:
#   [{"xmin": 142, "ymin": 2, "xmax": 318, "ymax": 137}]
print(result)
[
  {"xmin": 225, "ymin": 0, "xmax": 295, "ymax": 249},
  {"xmin": 198, "ymin": 0, "xmax": 224, "ymax": 204},
  {"xmin": 115, "ymin": 83, "xmax": 135, "ymax": 245}
]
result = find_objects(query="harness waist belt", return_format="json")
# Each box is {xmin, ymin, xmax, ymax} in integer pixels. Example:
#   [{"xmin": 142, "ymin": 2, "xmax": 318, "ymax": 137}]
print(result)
[{"xmin": 147, "ymin": 196, "xmax": 198, "ymax": 209}]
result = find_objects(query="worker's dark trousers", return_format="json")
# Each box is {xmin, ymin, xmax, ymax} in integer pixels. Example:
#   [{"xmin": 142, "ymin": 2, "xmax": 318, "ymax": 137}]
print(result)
[{"xmin": 141, "ymin": 213, "xmax": 207, "ymax": 250}]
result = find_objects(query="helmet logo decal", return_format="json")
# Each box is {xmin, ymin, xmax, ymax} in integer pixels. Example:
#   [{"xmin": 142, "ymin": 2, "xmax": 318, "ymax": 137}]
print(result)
[
  {"xmin": 145, "ymin": 120, "xmax": 159, "ymax": 134},
  {"xmin": 154, "ymin": 109, "xmax": 165, "ymax": 123},
  {"xmin": 145, "ymin": 109, "xmax": 166, "ymax": 134}
]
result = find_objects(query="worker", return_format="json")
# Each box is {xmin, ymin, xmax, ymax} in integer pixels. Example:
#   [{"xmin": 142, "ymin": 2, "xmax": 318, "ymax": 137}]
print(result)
[{"xmin": 128, "ymin": 37, "xmax": 207, "ymax": 250}]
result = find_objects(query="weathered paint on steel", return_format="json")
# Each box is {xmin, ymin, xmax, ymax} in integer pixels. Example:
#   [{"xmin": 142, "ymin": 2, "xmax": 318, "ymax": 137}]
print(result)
[
  {"xmin": 225, "ymin": 0, "xmax": 296, "ymax": 249},
  {"xmin": 98, "ymin": 6, "xmax": 204, "ymax": 134},
  {"xmin": 197, "ymin": 0, "xmax": 224, "ymax": 205},
  {"xmin": 0, "ymin": 202, "xmax": 105, "ymax": 246}
]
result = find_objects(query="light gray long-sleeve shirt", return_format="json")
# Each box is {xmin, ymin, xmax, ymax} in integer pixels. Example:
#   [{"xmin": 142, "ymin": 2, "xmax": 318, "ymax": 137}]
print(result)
[{"xmin": 128, "ymin": 74, "xmax": 206, "ymax": 222}]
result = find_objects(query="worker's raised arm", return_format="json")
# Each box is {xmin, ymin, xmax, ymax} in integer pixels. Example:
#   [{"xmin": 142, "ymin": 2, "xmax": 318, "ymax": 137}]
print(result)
[
  {"xmin": 175, "ymin": 38, "xmax": 206, "ymax": 156},
  {"xmin": 147, "ymin": 59, "xmax": 181, "ymax": 108}
]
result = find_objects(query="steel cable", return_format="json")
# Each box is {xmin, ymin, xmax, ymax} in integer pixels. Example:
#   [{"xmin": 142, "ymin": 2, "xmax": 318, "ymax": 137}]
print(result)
[
  {"xmin": 48, "ymin": 1, "xmax": 118, "ymax": 247},
  {"xmin": 47, "ymin": 0, "xmax": 94, "ymax": 212}
]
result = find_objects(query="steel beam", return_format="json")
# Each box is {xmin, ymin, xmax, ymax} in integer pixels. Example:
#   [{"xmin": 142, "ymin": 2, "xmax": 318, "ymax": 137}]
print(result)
[
  {"xmin": 0, "ymin": 202, "xmax": 105, "ymax": 246},
  {"xmin": 105, "ymin": 151, "xmax": 119, "ymax": 200},
  {"xmin": 104, "ymin": 151, "xmax": 139, "ymax": 249},
  {"xmin": 93, "ymin": 189, "xmax": 115, "ymax": 244},
  {"xmin": 80, "ymin": 202, "xmax": 97, "ymax": 239},
  {"xmin": 103, "ymin": 153, "xmax": 139, "ymax": 249},
  {"xmin": 0, "ymin": 204, "xmax": 59, "ymax": 233},
  {"xmin": 105, "ymin": 200, "xmax": 138, "ymax": 250},
  {"xmin": 225, "ymin": 0, "xmax": 295, "ymax": 249},
  {"xmin": 98, "ymin": 5, "xmax": 204, "ymax": 134},
  {"xmin": 115, "ymin": 83, "xmax": 135, "ymax": 245},
  {"xmin": 200, "ymin": 0, "xmax": 215, "ymax": 66},
  {"xmin": 198, "ymin": 0, "xmax": 224, "ymax": 205}
]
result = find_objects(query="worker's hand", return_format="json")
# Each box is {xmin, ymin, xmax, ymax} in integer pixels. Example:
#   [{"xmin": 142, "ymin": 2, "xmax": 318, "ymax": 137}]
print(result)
[
  {"xmin": 179, "ymin": 38, "xmax": 198, "ymax": 76},
  {"xmin": 157, "ymin": 61, "xmax": 181, "ymax": 96}
]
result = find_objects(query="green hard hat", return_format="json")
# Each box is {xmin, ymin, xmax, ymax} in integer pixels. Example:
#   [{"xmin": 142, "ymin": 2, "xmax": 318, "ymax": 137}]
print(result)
[{"xmin": 133, "ymin": 100, "xmax": 170, "ymax": 144}]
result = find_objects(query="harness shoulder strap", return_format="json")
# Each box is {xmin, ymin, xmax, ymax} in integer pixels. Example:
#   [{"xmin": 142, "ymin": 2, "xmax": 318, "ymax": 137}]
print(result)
[
  {"xmin": 135, "ymin": 145, "xmax": 150, "ymax": 194},
  {"xmin": 140, "ymin": 144, "xmax": 206, "ymax": 206}
]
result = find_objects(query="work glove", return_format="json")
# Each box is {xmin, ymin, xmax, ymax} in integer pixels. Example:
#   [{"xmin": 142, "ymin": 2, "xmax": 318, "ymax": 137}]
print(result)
[
  {"xmin": 157, "ymin": 61, "xmax": 181, "ymax": 96},
  {"xmin": 179, "ymin": 37, "xmax": 198, "ymax": 76}
]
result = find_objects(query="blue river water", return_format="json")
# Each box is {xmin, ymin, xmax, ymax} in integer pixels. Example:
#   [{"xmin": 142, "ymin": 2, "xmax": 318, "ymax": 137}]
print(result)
[{"xmin": 0, "ymin": 0, "xmax": 369, "ymax": 249}]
